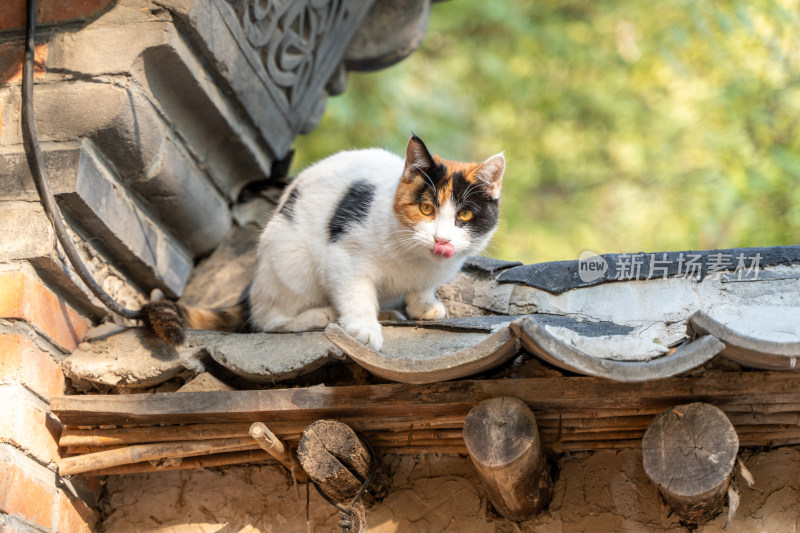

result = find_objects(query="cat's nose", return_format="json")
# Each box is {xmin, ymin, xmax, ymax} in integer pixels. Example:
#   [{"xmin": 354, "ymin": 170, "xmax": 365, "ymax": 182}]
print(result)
[{"xmin": 434, "ymin": 236, "xmax": 451, "ymax": 244}]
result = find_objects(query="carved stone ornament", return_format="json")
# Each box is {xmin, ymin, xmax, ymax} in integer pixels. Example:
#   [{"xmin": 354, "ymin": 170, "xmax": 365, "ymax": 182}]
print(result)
[{"xmin": 218, "ymin": 0, "xmax": 377, "ymax": 148}]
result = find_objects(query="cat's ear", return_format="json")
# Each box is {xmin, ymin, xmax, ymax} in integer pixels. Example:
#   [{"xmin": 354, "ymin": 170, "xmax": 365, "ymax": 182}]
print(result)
[
  {"xmin": 473, "ymin": 153, "xmax": 505, "ymax": 199},
  {"xmin": 403, "ymin": 135, "xmax": 436, "ymax": 181}
]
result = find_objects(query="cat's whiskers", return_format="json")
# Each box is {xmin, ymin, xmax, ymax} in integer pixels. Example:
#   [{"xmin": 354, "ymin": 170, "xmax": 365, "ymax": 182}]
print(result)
[
  {"xmin": 389, "ymin": 234, "xmax": 423, "ymax": 251},
  {"xmin": 386, "ymin": 229, "xmax": 425, "ymax": 256},
  {"xmin": 413, "ymin": 164, "xmax": 438, "ymax": 195},
  {"xmin": 462, "ymin": 182, "xmax": 479, "ymax": 200},
  {"xmin": 459, "ymin": 183, "xmax": 486, "ymax": 208}
]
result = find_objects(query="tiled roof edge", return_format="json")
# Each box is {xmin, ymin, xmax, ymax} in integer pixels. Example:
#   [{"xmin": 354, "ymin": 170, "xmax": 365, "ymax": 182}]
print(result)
[{"xmin": 497, "ymin": 245, "xmax": 800, "ymax": 294}]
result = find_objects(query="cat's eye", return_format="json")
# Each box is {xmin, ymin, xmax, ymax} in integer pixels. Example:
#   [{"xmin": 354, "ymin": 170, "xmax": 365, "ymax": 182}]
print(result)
[
  {"xmin": 458, "ymin": 210, "xmax": 474, "ymax": 221},
  {"xmin": 419, "ymin": 202, "xmax": 435, "ymax": 216}
]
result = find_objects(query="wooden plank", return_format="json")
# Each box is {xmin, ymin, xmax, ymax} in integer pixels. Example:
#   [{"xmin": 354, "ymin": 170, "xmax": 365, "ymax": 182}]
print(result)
[{"xmin": 50, "ymin": 372, "xmax": 800, "ymax": 426}]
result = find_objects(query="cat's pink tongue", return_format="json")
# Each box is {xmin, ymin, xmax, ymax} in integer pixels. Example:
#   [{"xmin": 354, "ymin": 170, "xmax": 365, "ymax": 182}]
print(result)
[{"xmin": 433, "ymin": 241, "xmax": 455, "ymax": 259}]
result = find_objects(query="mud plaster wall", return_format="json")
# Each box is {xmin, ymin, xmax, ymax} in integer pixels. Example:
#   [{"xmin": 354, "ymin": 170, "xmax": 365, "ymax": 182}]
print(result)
[{"xmin": 100, "ymin": 447, "xmax": 800, "ymax": 532}]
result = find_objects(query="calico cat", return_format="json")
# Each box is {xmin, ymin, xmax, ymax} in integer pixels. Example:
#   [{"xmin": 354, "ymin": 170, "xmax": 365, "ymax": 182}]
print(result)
[{"xmin": 141, "ymin": 136, "xmax": 504, "ymax": 351}]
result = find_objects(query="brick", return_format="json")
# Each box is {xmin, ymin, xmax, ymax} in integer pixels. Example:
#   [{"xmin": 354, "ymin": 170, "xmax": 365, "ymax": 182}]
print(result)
[
  {"xmin": 0, "ymin": 453, "xmax": 54, "ymax": 530},
  {"xmin": 0, "ymin": 387, "xmax": 60, "ymax": 465},
  {"xmin": 0, "ymin": 271, "xmax": 89, "ymax": 351},
  {"xmin": 0, "ymin": 41, "xmax": 46, "ymax": 85},
  {"xmin": 57, "ymin": 491, "xmax": 95, "ymax": 533},
  {"xmin": 4, "ymin": 80, "xmax": 231, "ymax": 256},
  {"xmin": 0, "ymin": 201, "xmax": 54, "ymax": 264},
  {"xmin": 45, "ymin": 21, "xmax": 274, "ymax": 198},
  {"xmin": 0, "ymin": 142, "xmax": 195, "ymax": 296},
  {"xmin": 0, "ymin": 334, "xmax": 65, "ymax": 400},
  {"xmin": 0, "ymin": 201, "xmax": 136, "ymax": 320},
  {"xmin": 0, "ymin": 0, "xmax": 113, "ymax": 32}
]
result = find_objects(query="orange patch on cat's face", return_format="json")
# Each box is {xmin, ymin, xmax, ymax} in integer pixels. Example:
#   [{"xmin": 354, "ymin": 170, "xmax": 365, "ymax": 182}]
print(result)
[
  {"xmin": 393, "ymin": 157, "xmax": 483, "ymax": 228},
  {"xmin": 393, "ymin": 174, "xmax": 431, "ymax": 227}
]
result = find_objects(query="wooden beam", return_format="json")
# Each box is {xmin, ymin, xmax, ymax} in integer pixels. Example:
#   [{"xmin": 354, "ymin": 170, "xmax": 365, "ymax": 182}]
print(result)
[
  {"xmin": 642, "ymin": 403, "xmax": 738, "ymax": 524},
  {"xmin": 50, "ymin": 372, "xmax": 800, "ymax": 427}
]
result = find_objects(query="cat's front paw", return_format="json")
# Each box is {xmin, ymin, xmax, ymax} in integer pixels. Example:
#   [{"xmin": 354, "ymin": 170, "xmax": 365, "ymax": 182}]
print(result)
[
  {"xmin": 341, "ymin": 318, "xmax": 384, "ymax": 351},
  {"xmin": 406, "ymin": 299, "xmax": 446, "ymax": 321}
]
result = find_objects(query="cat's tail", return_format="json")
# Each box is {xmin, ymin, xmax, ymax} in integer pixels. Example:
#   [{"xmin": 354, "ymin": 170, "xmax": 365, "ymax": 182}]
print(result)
[{"xmin": 139, "ymin": 293, "xmax": 250, "ymax": 345}]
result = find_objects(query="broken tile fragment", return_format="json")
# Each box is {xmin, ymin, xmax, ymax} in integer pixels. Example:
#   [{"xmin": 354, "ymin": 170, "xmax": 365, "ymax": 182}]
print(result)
[{"xmin": 62, "ymin": 327, "xmax": 200, "ymax": 389}]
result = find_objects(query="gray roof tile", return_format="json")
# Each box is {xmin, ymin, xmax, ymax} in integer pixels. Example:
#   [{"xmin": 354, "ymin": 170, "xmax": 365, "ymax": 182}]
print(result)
[
  {"xmin": 690, "ymin": 310, "xmax": 800, "ymax": 370},
  {"xmin": 64, "ymin": 245, "xmax": 800, "ymax": 389}
]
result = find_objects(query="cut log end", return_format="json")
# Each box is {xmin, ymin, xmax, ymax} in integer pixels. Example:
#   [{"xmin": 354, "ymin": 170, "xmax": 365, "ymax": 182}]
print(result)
[
  {"xmin": 297, "ymin": 420, "xmax": 387, "ymax": 505},
  {"xmin": 463, "ymin": 396, "xmax": 553, "ymax": 521},
  {"xmin": 642, "ymin": 402, "xmax": 739, "ymax": 524}
]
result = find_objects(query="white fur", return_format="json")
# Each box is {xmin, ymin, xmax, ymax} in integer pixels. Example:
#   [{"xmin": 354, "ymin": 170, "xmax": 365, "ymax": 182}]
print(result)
[{"xmin": 249, "ymin": 148, "xmax": 499, "ymax": 351}]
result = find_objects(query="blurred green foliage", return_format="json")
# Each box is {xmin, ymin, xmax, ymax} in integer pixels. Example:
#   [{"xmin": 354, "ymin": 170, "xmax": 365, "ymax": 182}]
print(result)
[{"xmin": 292, "ymin": 0, "xmax": 800, "ymax": 263}]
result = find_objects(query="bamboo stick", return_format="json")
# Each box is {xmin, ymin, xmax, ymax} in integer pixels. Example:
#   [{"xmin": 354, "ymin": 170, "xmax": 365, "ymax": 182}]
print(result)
[
  {"xmin": 65, "ymin": 433, "xmax": 800, "ymax": 476},
  {"xmin": 59, "ymin": 418, "xmax": 800, "ymax": 455},
  {"xmin": 85, "ymin": 450, "xmax": 277, "ymax": 476},
  {"xmin": 58, "ymin": 403, "xmax": 800, "ymax": 448},
  {"xmin": 558, "ymin": 439, "xmax": 642, "ymax": 452},
  {"xmin": 727, "ymin": 412, "xmax": 800, "ymax": 425},
  {"xmin": 59, "ymin": 423, "xmax": 254, "ymax": 447},
  {"xmin": 58, "ymin": 437, "xmax": 260, "ymax": 476},
  {"xmin": 59, "ymin": 405, "xmax": 800, "ymax": 447},
  {"xmin": 370, "ymin": 438, "xmax": 465, "ymax": 447},
  {"xmin": 721, "ymin": 403, "xmax": 800, "ymax": 414},
  {"xmin": 249, "ymin": 422, "xmax": 307, "ymax": 482},
  {"xmin": 740, "ymin": 437, "xmax": 800, "ymax": 447},
  {"xmin": 60, "ymin": 418, "xmax": 800, "ymax": 452},
  {"xmin": 376, "ymin": 445, "xmax": 468, "ymax": 454},
  {"xmin": 59, "ymin": 415, "xmax": 469, "ymax": 448}
]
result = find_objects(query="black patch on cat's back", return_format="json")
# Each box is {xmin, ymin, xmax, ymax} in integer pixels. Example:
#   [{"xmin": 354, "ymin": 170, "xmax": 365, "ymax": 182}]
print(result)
[
  {"xmin": 329, "ymin": 180, "xmax": 376, "ymax": 242},
  {"xmin": 278, "ymin": 187, "xmax": 300, "ymax": 220}
]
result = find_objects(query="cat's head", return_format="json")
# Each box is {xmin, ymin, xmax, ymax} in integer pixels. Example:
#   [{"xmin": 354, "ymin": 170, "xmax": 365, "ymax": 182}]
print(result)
[{"xmin": 393, "ymin": 136, "xmax": 504, "ymax": 260}]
